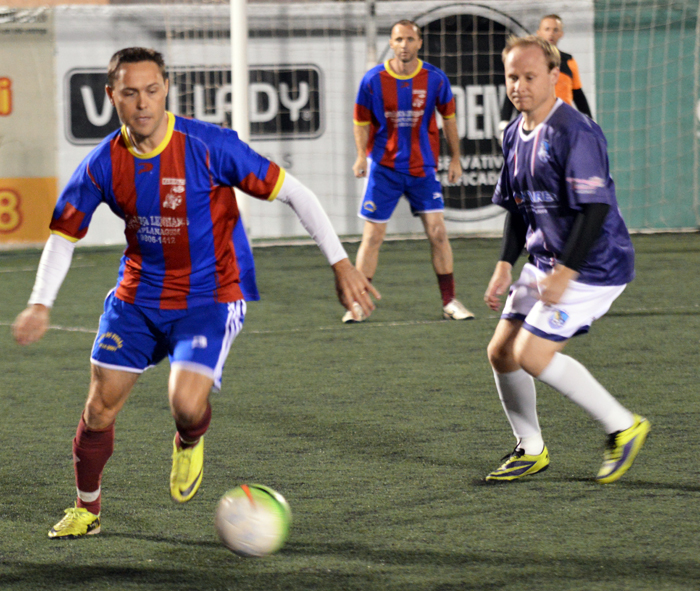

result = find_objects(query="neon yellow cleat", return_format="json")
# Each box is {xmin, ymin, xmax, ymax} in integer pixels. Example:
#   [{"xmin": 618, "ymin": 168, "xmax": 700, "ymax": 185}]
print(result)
[
  {"xmin": 48, "ymin": 505, "xmax": 101, "ymax": 539},
  {"xmin": 485, "ymin": 446, "xmax": 550, "ymax": 481},
  {"xmin": 596, "ymin": 415, "xmax": 650, "ymax": 484},
  {"xmin": 170, "ymin": 435, "xmax": 204, "ymax": 503}
]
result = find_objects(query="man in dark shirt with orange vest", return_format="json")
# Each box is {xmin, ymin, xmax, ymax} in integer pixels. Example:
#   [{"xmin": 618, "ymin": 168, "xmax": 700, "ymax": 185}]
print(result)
[{"xmin": 499, "ymin": 14, "xmax": 592, "ymax": 138}]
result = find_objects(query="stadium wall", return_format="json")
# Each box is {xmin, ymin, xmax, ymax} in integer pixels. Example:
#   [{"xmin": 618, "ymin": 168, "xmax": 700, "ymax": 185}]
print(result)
[{"xmin": 2, "ymin": 1, "xmax": 696, "ymax": 248}]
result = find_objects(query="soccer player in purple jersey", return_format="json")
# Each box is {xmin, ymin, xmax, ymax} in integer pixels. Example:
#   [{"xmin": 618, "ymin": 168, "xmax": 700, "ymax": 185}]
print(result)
[
  {"xmin": 483, "ymin": 36, "xmax": 649, "ymax": 483},
  {"xmin": 12, "ymin": 47, "xmax": 378, "ymax": 538},
  {"xmin": 345, "ymin": 20, "xmax": 474, "ymax": 323}
]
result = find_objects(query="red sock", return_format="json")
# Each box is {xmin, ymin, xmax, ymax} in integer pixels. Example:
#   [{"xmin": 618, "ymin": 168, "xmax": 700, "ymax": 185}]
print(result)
[
  {"xmin": 73, "ymin": 415, "xmax": 114, "ymax": 515},
  {"xmin": 437, "ymin": 273, "xmax": 455, "ymax": 306},
  {"xmin": 175, "ymin": 402, "xmax": 212, "ymax": 449}
]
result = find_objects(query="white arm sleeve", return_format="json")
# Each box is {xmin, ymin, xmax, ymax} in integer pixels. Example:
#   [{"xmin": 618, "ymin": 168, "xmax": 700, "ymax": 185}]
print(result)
[
  {"xmin": 27, "ymin": 233, "xmax": 76, "ymax": 308},
  {"xmin": 275, "ymin": 172, "xmax": 348, "ymax": 265}
]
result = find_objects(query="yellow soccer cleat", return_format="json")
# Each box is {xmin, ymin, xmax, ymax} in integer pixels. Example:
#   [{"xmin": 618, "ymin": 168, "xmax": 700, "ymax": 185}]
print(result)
[
  {"xmin": 596, "ymin": 415, "xmax": 650, "ymax": 484},
  {"xmin": 485, "ymin": 446, "xmax": 550, "ymax": 481},
  {"xmin": 170, "ymin": 435, "xmax": 204, "ymax": 503},
  {"xmin": 48, "ymin": 505, "xmax": 101, "ymax": 539}
]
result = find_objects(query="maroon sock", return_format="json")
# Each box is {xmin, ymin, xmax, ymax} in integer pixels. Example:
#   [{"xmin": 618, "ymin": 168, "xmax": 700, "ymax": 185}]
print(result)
[
  {"xmin": 437, "ymin": 273, "xmax": 456, "ymax": 306},
  {"xmin": 175, "ymin": 402, "xmax": 212, "ymax": 449},
  {"xmin": 73, "ymin": 415, "xmax": 114, "ymax": 515}
]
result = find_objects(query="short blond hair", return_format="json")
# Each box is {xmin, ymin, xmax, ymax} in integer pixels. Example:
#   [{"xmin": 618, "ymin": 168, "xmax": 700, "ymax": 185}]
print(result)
[{"xmin": 501, "ymin": 35, "xmax": 561, "ymax": 71}]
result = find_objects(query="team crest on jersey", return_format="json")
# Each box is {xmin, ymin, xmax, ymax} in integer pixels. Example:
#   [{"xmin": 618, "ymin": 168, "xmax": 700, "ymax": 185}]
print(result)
[
  {"xmin": 364, "ymin": 201, "xmax": 377, "ymax": 213},
  {"xmin": 163, "ymin": 192, "xmax": 183, "ymax": 210},
  {"xmin": 537, "ymin": 140, "xmax": 551, "ymax": 163},
  {"xmin": 412, "ymin": 89, "xmax": 426, "ymax": 109},
  {"xmin": 548, "ymin": 309, "xmax": 569, "ymax": 329}
]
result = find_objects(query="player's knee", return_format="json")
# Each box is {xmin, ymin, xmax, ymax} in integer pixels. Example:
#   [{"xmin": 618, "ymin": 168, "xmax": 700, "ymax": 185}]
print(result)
[
  {"xmin": 363, "ymin": 226, "xmax": 386, "ymax": 250},
  {"xmin": 425, "ymin": 223, "xmax": 447, "ymax": 245},
  {"xmin": 487, "ymin": 338, "xmax": 515, "ymax": 373},
  {"xmin": 83, "ymin": 400, "xmax": 118, "ymax": 430},
  {"xmin": 170, "ymin": 398, "xmax": 207, "ymax": 428}
]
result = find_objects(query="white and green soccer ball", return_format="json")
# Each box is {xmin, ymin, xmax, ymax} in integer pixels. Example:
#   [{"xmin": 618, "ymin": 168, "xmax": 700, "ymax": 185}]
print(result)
[{"xmin": 215, "ymin": 484, "xmax": 292, "ymax": 557}]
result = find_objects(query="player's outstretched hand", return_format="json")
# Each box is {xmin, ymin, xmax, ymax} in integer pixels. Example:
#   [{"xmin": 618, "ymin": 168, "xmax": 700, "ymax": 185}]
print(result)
[
  {"xmin": 332, "ymin": 258, "xmax": 380, "ymax": 319},
  {"xmin": 484, "ymin": 261, "xmax": 513, "ymax": 311},
  {"xmin": 12, "ymin": 304, "xmax": 50, "ymax": 345},
  {"xmin": 539, "ymin": 264, "xmax": 578, "ymax": 306}
]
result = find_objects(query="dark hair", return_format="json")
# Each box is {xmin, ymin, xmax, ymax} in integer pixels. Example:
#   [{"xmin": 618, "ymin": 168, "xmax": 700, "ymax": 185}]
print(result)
[
  {"xmin": 107, "ymin": 47, "xmax": 168, "ymax": 87},
  {"xmin": 502, "ymin": 35, "xmax": 561, "ymax": 71},
  {"xmin": 390, "ymin": 19, "xmax": 422, "ymax": 39}
]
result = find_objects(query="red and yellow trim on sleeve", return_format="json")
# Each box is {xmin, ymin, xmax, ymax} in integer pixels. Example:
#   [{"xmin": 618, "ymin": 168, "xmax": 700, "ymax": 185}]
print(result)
[
  {"xmin": 50, "ymin": 230, "xmax": 80, "ymax": 243},
  {"xmin": 268, "ymin": 167, "xmax": 286, "ymax": 201},
  {"xmin": 121, "ymin": 111, "xmax": 176, "ymax": 159},
  {"xmin": 353, "ymin": 120, "xmax": 372, "ymax": 126}
]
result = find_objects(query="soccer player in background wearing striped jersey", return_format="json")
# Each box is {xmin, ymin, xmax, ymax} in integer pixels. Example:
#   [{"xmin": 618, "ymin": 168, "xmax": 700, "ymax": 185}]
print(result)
[
  {"xmin": 483, "ymin": 36, "xmax": 649, "ymax": 483},
  {"xmin": 12, "ymin": 47, "xmax": 379, "ymax": 539},
  {"xmin": 346, "ymin": 20, "xmax": 475, "ymax": 323}
]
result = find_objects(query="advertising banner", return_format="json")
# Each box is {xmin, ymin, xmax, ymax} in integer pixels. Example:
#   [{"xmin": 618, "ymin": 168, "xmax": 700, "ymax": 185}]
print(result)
[
  {"xmin": 53, "ymin": 1, "xmax": 594, "ymax": 245},
  {"xmin": 0, "ymin": 8, "xmax": 56, "ymax": 246}
]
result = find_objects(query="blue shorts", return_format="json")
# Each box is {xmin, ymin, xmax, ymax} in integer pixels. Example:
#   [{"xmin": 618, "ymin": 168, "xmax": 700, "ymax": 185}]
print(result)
[
  {"xmin": 359, "ymin": 160, "xmax": 444, "ymax": 222},
  {"xmin": 91, "ymin": 291, "xmax": 246, "ymax": 391}
]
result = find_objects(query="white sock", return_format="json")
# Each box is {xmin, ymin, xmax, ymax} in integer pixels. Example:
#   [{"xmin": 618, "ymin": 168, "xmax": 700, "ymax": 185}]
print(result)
[
  {"xmin": 493, "ymin": 368, "xmax": 544, "ymax": 455},
  {"xmin": 537, "ymin": 353, "xmax": 634, "ymax": 434}
]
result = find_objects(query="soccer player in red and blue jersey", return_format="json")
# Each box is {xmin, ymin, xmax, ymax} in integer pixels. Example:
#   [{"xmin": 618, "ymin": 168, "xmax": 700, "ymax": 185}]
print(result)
[
  {"xmin": 12, "ymin": 47, "xmax": 378, "ymax": 538},
  {"xmin": 345, "ymin": 20, "xmax": 474, "ymax": 323},
  {"xmin": 483, "ymin": 36, "xmax": 649, "ymax": 483}
]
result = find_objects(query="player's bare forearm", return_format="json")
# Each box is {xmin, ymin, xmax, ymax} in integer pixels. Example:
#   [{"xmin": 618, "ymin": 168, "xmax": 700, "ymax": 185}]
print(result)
[
  {"xmin": 442, "ymin": 117, "xmax": 462, "ymax": 183},
  {"xmin": 332, "ymin": 258, "xmax": 380, "ymax": 318},
  {"xmin": 12, "ymin": 304, "xmax": 50, "ymax": 346},
  {"xmin": 353, "ymin": 124, "xmax": 371, "ymax": 177},
  {"xmin": 484, "ymin": 261, "xmax": 512, "ymax": 311},
  {"xmin": 539, "ymin": 264, "xmax": 578, "ymax": 306}
]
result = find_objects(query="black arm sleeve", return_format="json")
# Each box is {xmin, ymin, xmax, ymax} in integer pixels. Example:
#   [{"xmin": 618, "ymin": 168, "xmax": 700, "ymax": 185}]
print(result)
[
  {"xmin": 499, "ymin": 211, "xmax": 528, "ymax": 265},
  {"xmin": 560, "ymin": 202, "xmax": 610, "ymax": 271},
  {"xmin": 572, "ymin": 88, "xmax": 592, "ymax": 118}
]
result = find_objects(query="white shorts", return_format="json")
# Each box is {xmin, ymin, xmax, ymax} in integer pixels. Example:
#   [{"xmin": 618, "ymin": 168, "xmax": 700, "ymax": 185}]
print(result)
[{"xmin": 502, "ymin": 263, "xmax": 627, "ymax": 342}]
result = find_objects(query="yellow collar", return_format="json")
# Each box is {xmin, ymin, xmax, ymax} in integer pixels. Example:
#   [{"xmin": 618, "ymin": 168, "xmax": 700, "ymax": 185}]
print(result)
[
  {"xmin": 121, "ymin": 111, "xmax": 175, "ymax": 159},
  {"xmin": 385, "ymin": 59, "xmax": 423, "ymax": 80}
]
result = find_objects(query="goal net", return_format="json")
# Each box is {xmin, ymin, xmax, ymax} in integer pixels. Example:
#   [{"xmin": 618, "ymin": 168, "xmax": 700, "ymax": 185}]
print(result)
[
  {"xmin": 41, "ymin": 0, "xmax": 700, "ymax": 249},
  {"xmin": 158, "ymin": 0, "xmax": 699, "ymax": 237},
  {"xmin": 596, "ymin": 0, "xmax": 700, "ymax": 230}
]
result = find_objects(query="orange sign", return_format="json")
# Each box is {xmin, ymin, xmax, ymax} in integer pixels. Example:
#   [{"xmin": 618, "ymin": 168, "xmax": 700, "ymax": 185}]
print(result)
[
  {"xmin": 0, "ymin": 178, "xmax": 57, "ymax": 245},
  {"xmin": 0, "ymin": 77, "xmax": 11, "ymax": 116}
]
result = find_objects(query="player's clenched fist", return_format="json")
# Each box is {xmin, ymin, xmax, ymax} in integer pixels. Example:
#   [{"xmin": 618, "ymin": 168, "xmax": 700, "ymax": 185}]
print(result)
[{"xmin": 12, "ymin": 304, "xmax": 50, "ymax": 345}]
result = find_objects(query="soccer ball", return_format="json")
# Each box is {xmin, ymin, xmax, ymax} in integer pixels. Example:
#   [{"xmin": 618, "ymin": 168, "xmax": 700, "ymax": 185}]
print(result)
[{"xmin": 215, "ymin": 484, "xmax": 292, "ymax": 557}]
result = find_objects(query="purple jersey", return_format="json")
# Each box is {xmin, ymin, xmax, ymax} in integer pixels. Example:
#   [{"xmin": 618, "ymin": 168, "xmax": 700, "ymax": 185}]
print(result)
[{"xmin": 494, "ymin": 100, "xmax": 634, "ymax": 286}]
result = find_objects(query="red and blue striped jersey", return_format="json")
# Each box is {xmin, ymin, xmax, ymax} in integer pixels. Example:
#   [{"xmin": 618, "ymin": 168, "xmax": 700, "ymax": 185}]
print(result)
[
  {"xmin": 50, "ymin": 112, "xmax": 284, "ymax": 309},
  {"xmin": 353, "ymin": 59, "xmax": 456, "ymax": 177}
]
